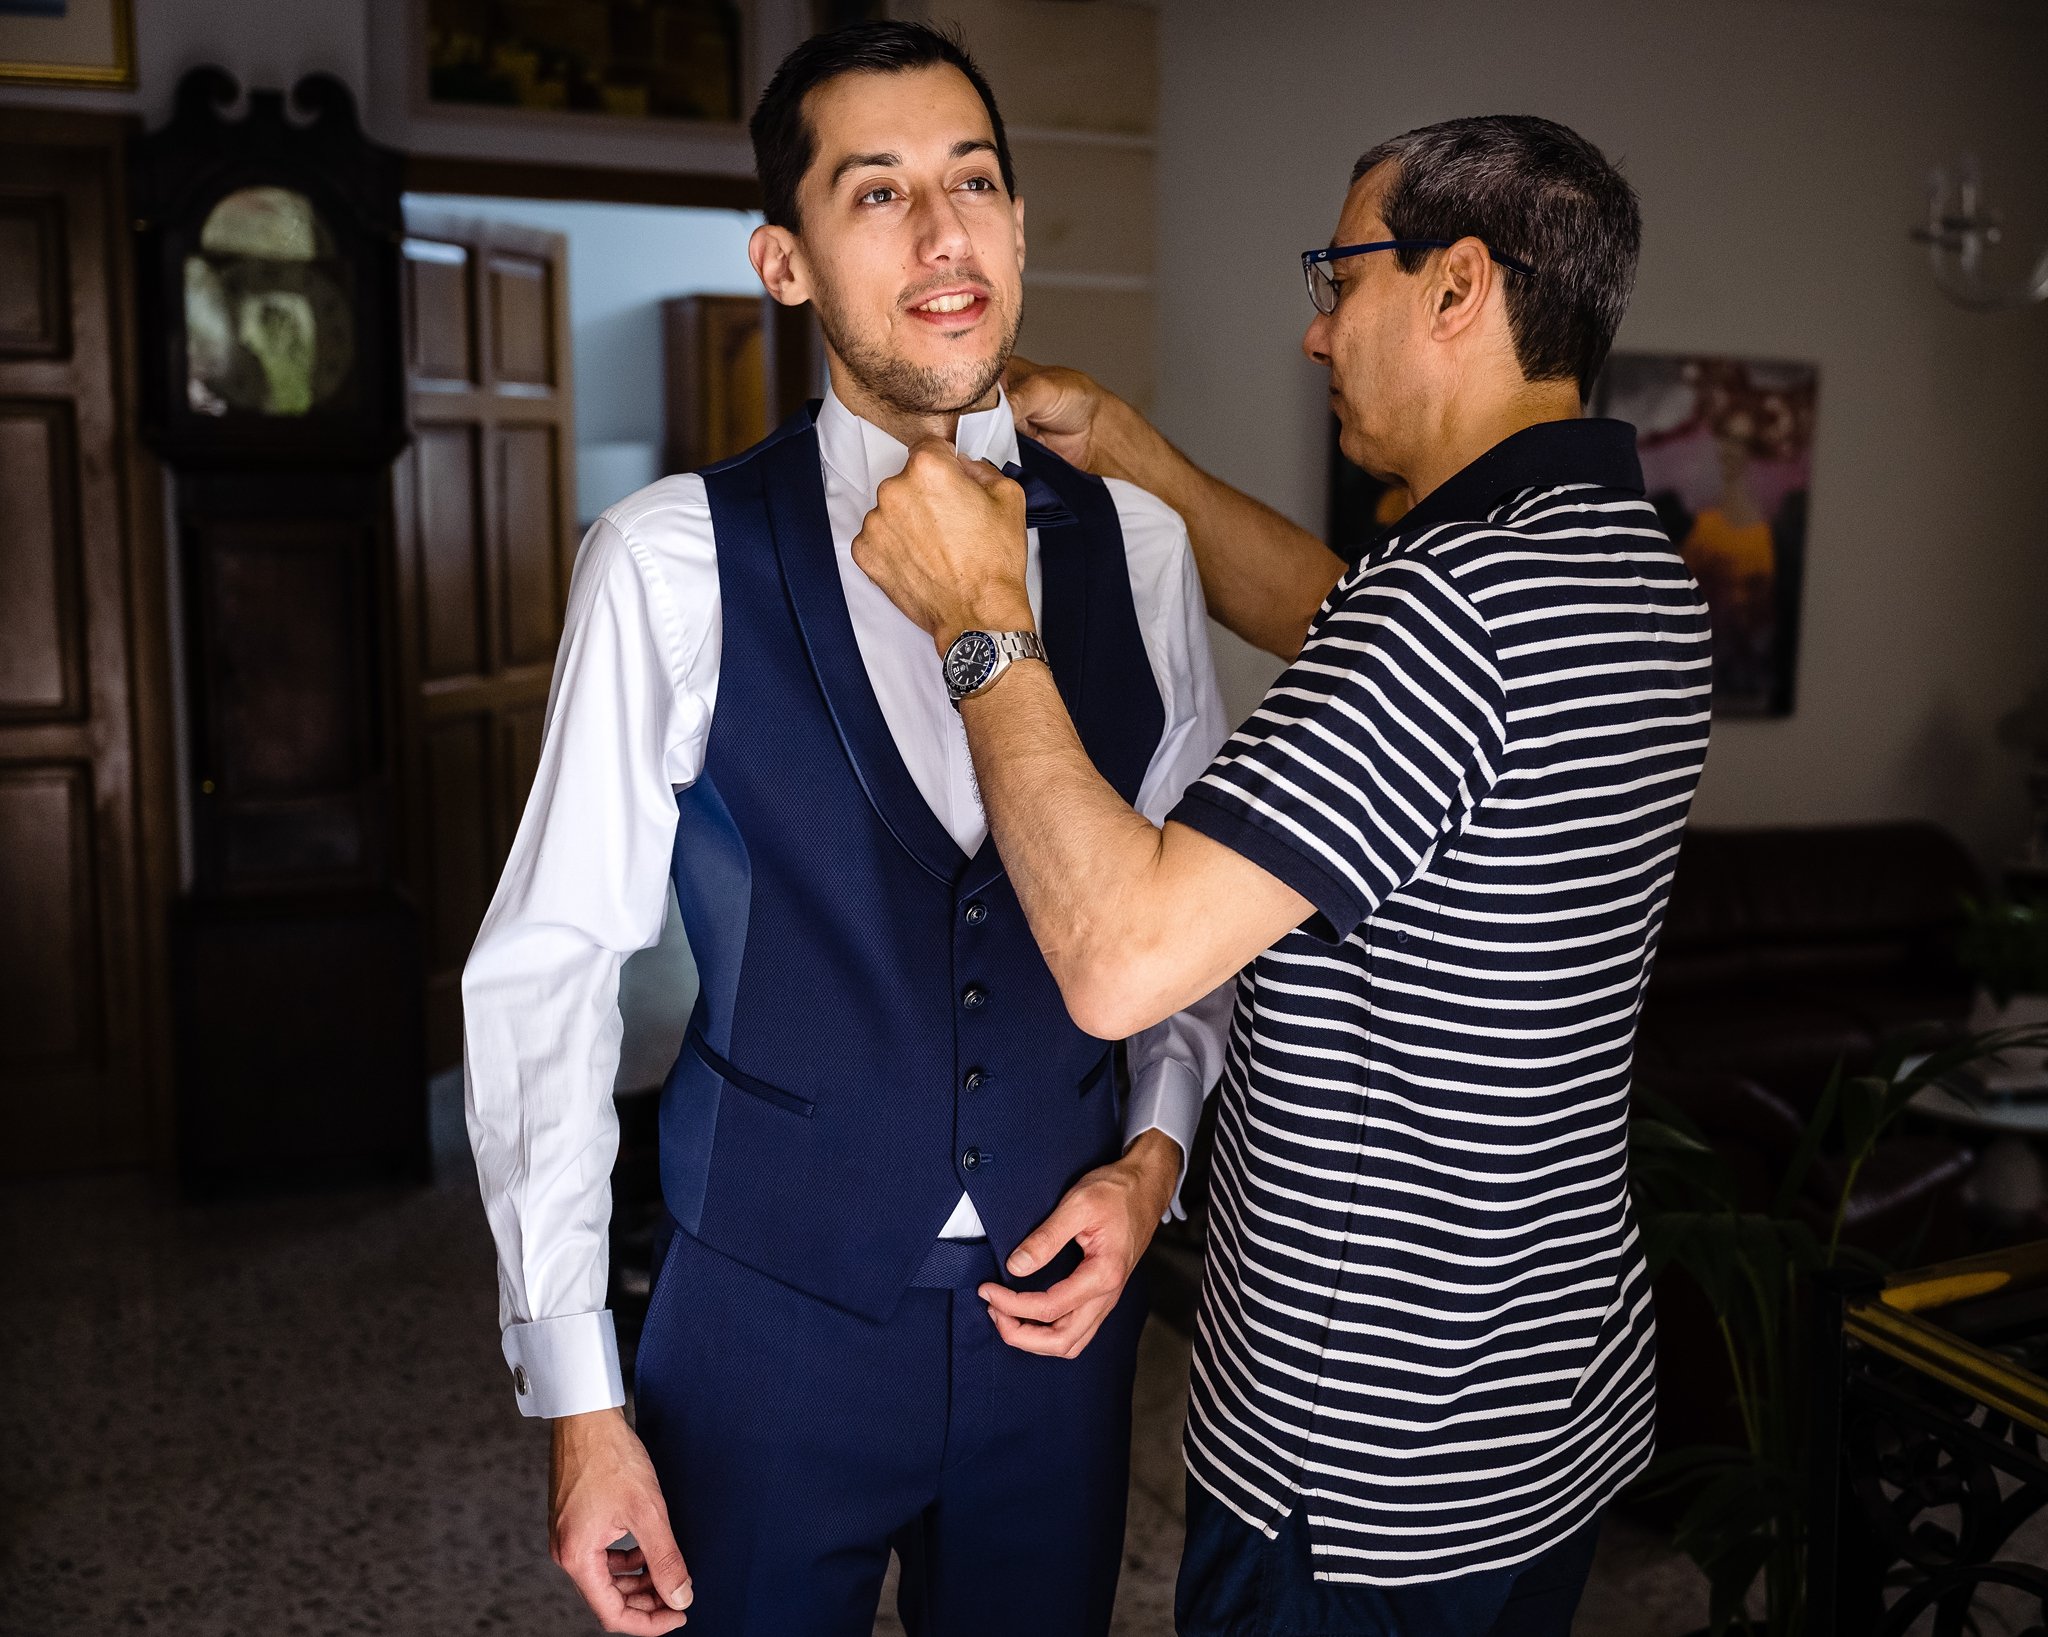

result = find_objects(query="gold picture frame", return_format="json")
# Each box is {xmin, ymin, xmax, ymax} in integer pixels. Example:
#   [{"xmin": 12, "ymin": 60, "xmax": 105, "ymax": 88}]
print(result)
[{"xmin": 0, "ymin": 0, "xmax": 136, "ymax": 90}]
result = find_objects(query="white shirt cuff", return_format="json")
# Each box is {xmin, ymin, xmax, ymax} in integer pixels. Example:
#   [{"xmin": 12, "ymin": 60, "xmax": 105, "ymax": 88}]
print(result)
[
  {"xmin": 502, "ymin": 1310, "xmax": 626, "ymax": 1419},
  {"xmin": 1123, "ymin": 1057, "xmax": 1208, "ymax": 1221}
]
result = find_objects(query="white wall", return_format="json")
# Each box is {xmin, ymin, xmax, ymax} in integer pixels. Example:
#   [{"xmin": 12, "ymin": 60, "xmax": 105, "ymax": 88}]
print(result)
[{"xmin": 1156, "ymin": 0, "xmax": 2048, "ymax": 863}]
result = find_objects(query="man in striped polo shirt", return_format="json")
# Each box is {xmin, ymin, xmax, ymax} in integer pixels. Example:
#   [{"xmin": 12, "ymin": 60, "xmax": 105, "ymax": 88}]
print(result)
[{"xmin": 853, "ymin": 115, "xmax": 1710, "ymax": 1636}]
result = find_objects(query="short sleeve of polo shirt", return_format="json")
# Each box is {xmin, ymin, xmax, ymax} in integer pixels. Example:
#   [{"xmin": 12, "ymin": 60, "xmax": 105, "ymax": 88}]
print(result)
[{"xmin": 1171, "ymin": 553, "xmax": 1508, "ymax": 942}]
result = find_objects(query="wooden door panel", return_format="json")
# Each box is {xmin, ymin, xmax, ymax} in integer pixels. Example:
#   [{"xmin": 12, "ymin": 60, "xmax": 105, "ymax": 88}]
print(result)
[
  {"xmin": 496, "ymin": 423, "xmax": 564, "ymax": 667},
  {"xmin": 0, "ymin": 193, "xmax": 68, "ymax": 356},
  {"xmin": 405, "ymin": 239, "xmax": 475, "ymax": 387},
  {"xmin": 412, "ymin": 423, "xmax": 485, "ymax": 680},
  {"xmin": 0, "ymin": 763, "xmax": 98, "ymax": 1069},
  {"xmin": 488, "ymin": 253, "xmax": 554, "ymax": 389},
  {"xmin": 0, "ymin": 116, "xmax": 166, "ymax": 1175},
  {"xmin": 0, "ymin": 399, "xmax": 85, "ymax": 716},
  {"xmin": 395, "ymin": 208, "xmax": 574, "ymax": 1069}
]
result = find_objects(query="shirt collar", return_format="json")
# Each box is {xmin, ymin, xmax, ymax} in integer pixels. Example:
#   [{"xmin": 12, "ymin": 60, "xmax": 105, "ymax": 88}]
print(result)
[
  {"xmin": 1392, "ymin": 416, "xmax": 1645, "ymax": 538},
  {"xmin": 817, "ymin": 381, "xmax": 1021, "ymax": 501}
]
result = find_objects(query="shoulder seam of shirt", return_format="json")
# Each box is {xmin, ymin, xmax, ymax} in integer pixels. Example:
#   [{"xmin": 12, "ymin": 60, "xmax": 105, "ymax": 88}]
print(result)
[
  {"xmin": 1344, "ymin": 550, "xmax": 1509, "ymax": 723},
  {"xmin": 588, "ymin": 508, "xmax": 698, "ymax": 703},
  {"xmin": 601, "ymin": 470, "xmax": 711, "ymax": 533}
]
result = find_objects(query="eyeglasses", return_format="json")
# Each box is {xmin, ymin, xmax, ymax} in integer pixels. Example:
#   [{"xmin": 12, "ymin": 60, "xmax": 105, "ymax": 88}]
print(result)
[{"xmin": 1302, "ymin": 239, "xmax": 1537, "ymax": 314}]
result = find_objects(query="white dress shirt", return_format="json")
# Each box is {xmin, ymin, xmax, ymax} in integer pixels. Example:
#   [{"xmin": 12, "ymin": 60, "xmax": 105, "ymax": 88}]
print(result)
[{"xmin": 463, "ymin": 387, "xmax": 1232, "ymax": 1419}]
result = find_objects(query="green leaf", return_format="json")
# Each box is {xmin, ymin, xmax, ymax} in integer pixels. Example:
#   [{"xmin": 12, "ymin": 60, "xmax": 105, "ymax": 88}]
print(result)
[
  {"xmin": 1772, "ymin": 1058, "xmax": 1845, "ymax": 1219},
  {"xmin": 1635, "ymin": 1443, "xmax": 1751, "ymax": 1499},
  {"xmin": 1838, "ymin": 1075, "xmax": 1891, "ymax": 1168},
  {"xmin": 1632, "ymin": 1105, "xmax": 1740, "ymax": 1213},
  {"xmin": 1673, "ymin": 1464, "xmax": 1785, "ymax": 1556},
  {"xmin": 1704, "ymin": 1530, "xmax": 1775, "ymax": 1637}
]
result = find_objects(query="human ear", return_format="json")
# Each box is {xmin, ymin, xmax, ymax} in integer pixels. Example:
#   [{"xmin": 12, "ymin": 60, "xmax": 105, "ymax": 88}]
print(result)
[
  {"xmin": 1011, "ymin": 192, "xmax": 1027, "ymax": 276},
  {"xmin": 750, "ymin": 223, "xmax": 813, "ymax": 308},
  {"xmin": 1429, "ymin": 238, "xmax": 1493, "ymax": 342}
]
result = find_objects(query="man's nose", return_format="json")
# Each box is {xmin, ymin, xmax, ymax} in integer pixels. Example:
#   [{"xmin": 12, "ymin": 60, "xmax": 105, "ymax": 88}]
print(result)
[
  {"xmin": 1303, "ymin": 311, "xmax": 1333, "ymax": 367},
  {"xmin": 912, "ymin": 190, "xmax": 974, "ymax": 263}
]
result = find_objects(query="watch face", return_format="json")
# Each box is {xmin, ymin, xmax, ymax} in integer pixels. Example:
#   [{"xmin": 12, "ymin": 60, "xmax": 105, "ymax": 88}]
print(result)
[{"xmin": 946, "ymin": 630, "xmax": 999, "ymax": 696}]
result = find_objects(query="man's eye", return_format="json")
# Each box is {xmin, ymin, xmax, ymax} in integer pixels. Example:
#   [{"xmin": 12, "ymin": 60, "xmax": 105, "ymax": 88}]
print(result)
[
  {"xmin": 960, "ymin": 176, "xmax": 996, "ymax": 193},
  {"xmin": 858, "ymin": 185, "xmax": 898, "ymax": 206}
]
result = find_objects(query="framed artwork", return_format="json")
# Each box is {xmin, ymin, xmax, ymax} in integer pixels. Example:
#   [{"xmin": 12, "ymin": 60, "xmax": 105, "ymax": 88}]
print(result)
[
  {"xmin": 1593, "ymin": 352, "xmax": 1819, "ymax": 717},
  {"xmin": 0, "ymin": 0, "xmax": 134, "ymax": 89},
  {"xmin": 423, "ymin": 0, "xmax": 748, "ymax": 126}
]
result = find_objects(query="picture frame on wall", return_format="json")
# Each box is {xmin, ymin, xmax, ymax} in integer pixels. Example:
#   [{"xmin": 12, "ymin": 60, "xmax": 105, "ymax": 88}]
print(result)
[
  {"xmin": 1592, "ymin": 351, "xmax": 1818, "ymax": 718},
  {"xmin": 420, "ymin": 0, "xmax": 750, "ymax": 128},
  {"xmin": 0, "ymin": 0, "xmax": 135, "ymax": 90}
]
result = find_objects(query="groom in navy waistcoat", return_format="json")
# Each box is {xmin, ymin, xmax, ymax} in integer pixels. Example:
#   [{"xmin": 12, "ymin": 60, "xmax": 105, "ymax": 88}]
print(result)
[{"xmin": 461, "ymin": 21, "xmax": 1230, "ymax": 1637}]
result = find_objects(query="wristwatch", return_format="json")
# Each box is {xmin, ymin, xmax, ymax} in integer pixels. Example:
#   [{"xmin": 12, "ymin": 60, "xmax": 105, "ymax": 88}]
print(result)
[{"xmin": 943, "ymin": 629, "xmax": 1047, "ymax": 708}]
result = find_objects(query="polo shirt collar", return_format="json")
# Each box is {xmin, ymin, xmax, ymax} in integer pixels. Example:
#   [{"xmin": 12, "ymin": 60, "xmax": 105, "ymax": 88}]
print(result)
[{"xmin": 1394, "ymin": 416, "xmax": 1644, "ymax": 536}]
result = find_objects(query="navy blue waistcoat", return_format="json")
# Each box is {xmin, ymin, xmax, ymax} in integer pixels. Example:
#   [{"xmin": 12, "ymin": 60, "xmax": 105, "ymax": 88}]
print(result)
[{"xmin": 658, "ymin": 406, "xmax": 1166, "ymax": 1322}]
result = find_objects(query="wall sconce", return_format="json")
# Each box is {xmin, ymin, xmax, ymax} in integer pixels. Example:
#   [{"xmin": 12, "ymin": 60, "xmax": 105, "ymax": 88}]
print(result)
[{"xmin": 1912, "ymin": 158, "xmax": 2048, "ymax": 312}]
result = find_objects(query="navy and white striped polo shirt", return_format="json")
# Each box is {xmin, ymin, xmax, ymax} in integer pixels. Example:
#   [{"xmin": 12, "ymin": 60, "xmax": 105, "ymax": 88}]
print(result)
[{"xmin": 1170, "ymin": 417, "xmax": 1712, "ymax": 1584}]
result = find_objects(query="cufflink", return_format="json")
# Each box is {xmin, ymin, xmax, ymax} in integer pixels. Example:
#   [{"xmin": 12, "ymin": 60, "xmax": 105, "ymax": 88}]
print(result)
[{"xmin": 512, "ymin": 1364, "xmax": 530, "ymax": 1397}]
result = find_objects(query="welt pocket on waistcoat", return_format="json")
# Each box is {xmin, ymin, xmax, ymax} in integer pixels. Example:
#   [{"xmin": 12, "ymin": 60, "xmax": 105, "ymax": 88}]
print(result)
[
  {"xmin": 1077, "ymin": 1049, "xmax": 1115, "ymax": 1100},
  {"xmin": 687, "ymin": 1029, "xmax": 816, "ymax": 1118}
]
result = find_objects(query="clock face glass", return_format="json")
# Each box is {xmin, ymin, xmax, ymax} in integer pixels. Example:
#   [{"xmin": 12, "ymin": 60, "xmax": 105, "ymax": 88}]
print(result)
[
  {"xmin": 946, "ymin": 632, "xmax": 998, "ymax": 695},
  {"xmin": 183, "ymin": 186, "xmax": 357, "ymax": 419}
]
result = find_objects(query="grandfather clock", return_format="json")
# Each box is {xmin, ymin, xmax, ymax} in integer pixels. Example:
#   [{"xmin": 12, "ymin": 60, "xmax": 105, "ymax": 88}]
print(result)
[{"xmin": 134, "ymin": 69, "xmax": 427, "ymax": 1191}]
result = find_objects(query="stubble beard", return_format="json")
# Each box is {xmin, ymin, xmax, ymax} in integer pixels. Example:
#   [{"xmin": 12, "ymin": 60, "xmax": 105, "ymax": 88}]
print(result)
[{"xmin": 815, "ymin": 282, "xmax": 1021, "ymax": 420}]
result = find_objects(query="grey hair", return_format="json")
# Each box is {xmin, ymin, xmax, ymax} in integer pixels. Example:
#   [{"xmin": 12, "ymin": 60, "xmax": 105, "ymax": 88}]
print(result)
[{"xmin": 1352, "ymin": 115, "xmax": 1641, "ymax": 396}]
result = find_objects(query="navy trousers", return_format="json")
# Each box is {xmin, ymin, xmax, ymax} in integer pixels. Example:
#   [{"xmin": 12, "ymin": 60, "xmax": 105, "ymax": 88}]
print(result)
[
  {"xmin": 633, "ymin": 1221, "xmax": 1148, "ymax": 1636},
  {"xmin": 1176, "ymin": 1477, "xmax": 1603, "ymax": 1637}
]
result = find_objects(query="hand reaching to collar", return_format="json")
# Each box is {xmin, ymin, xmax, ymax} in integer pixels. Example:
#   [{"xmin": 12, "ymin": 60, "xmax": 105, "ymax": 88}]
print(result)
[{"xmin": 853, "ymin": 437, "xmax": 1037, "ymax": 653}]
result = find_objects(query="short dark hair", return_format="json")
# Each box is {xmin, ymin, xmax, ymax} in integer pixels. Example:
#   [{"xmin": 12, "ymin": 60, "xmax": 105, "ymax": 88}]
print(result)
[
  {"xmin": 749, "ymin": 20, "xmax": 1016, "ymax": 233},
  {"xmin": 1351, "ymin": 115, "xmax": 1641, "ymax": 396}
]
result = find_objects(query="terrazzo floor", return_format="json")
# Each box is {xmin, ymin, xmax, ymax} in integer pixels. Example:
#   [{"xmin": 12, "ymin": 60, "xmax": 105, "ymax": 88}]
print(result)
[{"xmin": 1, "ymin": 1085, "xmax": 1712, "ymax": 1637}]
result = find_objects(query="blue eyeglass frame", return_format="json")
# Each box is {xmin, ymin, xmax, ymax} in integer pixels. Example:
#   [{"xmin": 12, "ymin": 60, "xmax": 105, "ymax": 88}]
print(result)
[{"xmin": 1303, "ymin": 238, "xmax": 1536, "ymax": 313}]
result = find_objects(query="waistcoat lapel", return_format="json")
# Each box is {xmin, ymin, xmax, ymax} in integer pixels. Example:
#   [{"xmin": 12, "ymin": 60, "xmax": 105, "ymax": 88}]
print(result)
[
  {"xmin": 1016, "ymin": 436, "xmax": 1162, "ymax": 808},
  {"xmin": 759, "ymin": 413, "xmax": 966, "ymax": 885}
]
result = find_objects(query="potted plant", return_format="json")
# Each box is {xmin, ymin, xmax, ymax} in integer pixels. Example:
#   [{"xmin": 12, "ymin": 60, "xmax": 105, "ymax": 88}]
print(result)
[
  {"xmin": 1629, "ymin": 1021, "xmax": 2048, "ymax": 1635},
  {"xmin": 1958, "ymin": 894, "xmax": 2048, "ymax": 1016}
]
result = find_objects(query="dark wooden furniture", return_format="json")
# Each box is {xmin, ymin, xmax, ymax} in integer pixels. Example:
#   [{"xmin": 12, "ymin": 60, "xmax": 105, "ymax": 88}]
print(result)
[
  {"xmin": 663, "ymin": 292, "xmax": 769, "ymax": 473},
  {"xmin": 0, "ymin": 108, "xmax": 176, "ymax": 1175},
  {"xmin": 663, "ymin": 291, "xmax": 821, "ymax": 474},
  {"xmin": 134, "ymin": 68, "xmax": 425, "ymax": 1191}
]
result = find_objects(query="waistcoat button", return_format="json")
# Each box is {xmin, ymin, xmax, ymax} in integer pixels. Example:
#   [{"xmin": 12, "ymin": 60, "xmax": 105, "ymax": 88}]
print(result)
[
  {"xmin": 961, "ymin": 984, "xmax": 987, "ymax": 1010},
  {"xmin": 961, "ymin": 1147, "xmax": 985, "ymax": 1171},
  {"xmin": 963, "ymin": 1067, "xmax": 987, "ymax": 1092},
  {"xmin": 963, "ymin": 901, "xmax": 988, "ymax": 925}
]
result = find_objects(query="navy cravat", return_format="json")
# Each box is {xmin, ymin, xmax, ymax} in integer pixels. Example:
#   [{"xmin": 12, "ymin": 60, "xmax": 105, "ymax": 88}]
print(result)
[{"xmin": 1000, "ymin": 461, "xmax": 1078, "ymax": 530}]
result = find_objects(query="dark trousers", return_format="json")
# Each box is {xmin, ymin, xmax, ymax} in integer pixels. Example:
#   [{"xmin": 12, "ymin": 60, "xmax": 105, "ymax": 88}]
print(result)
[
  {"xmin": 1176, "ymin": 1476, "xmax": 1603, "ymax": 1637},
  {"xmin": 633, "ymin": 1222, "xmax": 1147, "ymax": 1637}
]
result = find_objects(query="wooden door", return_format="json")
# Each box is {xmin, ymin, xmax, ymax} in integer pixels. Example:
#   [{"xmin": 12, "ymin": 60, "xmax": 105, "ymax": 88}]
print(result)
[
  {"xmin": 391, "ymin": 210, "xmax": 577, "ymax": 1069},
  {"xmin": 0, "ymin": 112, "xmax": 174, "ymax": 1173}
]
